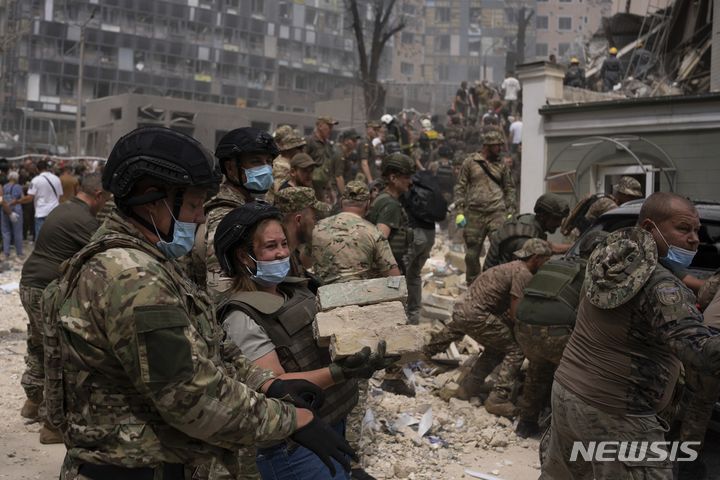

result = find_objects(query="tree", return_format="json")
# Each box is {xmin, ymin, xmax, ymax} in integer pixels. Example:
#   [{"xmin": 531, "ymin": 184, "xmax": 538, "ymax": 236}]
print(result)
[
  {"xmin": 346, "ymin": 0, "xmax": 406, "ymax": 120},
  {"xmin": 515, "ymin": 6, "xmax": 534, "ymax": 66}
]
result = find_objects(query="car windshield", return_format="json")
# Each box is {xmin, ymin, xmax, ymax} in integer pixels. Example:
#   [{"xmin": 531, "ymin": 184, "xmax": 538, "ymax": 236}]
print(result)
[{"xmin": 567, "ymin": 214, "xmax": 720, "ymax": 273}]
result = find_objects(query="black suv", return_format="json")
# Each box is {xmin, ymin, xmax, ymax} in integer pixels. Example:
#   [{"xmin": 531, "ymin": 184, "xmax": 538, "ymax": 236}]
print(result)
[{"xmin": 568, "ymin": 199, "xmax": 720, "ymax": 276}]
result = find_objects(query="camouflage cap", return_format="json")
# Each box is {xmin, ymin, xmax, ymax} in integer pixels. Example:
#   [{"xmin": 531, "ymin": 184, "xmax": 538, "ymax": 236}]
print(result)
[
  {"xmin": 273, "ymin": 125, "xmax": 306, "ymax": 152},
  {"xmin": 534, "ymin": 193, "xmax": 570, "ymax": 217},
  {"xmin": 614, "ymin": 176, "xmax": 643, "ymax": 198},
  {"xmin": 316, "ymin": 116, "xmax": 339, "ymax": 126},
  {"xmin": 366, "ymin": 120, "xmax": 382, "ymax": 129},
  {"xmin": 514, "ymin": 238, "xmax": 552, "ymax": 259},
  {"xmin": 343, "ymin": 180, "xmax": 370, "ymax": 202},
  {"xmin": 482, "ymin": 130, "xmax": 505, "ymax": 146},
  {"xmin": 273, "ymin": 186, "xmax": 331, "ymax": 216},
  {"xmin": 585, "ymin": 227, "xmax": 658, "ymax": 309},
  {"xmin": 381, "ymin": 153, "xmax": 414, "ymax": 176}
]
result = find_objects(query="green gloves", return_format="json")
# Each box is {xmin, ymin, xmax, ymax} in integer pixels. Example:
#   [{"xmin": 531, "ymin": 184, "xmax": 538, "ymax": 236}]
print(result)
[{"xmin": 329, "ymin": 340, "xmax": 396, "ymax": 382}]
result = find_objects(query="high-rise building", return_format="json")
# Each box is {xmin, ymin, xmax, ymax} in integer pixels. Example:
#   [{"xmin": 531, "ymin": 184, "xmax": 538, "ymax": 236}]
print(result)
[
  {"xmin": 0, "ymin": 0, "xmax": 359, "ymax": 154},
  {"xmin": 534, "ymin": 0, "xmax": 614, "ymax": 62}
]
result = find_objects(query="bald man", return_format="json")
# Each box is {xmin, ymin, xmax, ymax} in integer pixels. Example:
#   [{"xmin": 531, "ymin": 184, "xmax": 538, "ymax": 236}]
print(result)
[{"xmin": 542, "ymin": 193, "xmax": 720, "ymax": 480}]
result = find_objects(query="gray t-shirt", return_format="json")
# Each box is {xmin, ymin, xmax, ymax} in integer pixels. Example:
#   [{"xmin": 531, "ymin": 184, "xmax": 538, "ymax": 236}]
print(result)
[{"xmin": 222, "ymin": 310, "xmax": 275, "ymax": 362}]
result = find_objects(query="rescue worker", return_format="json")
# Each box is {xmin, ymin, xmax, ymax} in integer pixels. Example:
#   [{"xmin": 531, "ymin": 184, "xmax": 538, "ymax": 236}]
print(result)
[
  {"xmin": 601, "ymin": 46, "xmax": 622, "ymax": 92},
  {"xmin": 542, "ymin": 193, "xmax": 720, "ymax": 480},
  {"xmin": 424, "ymin": 239, "xmax": 553, "ymax": 414},
  {"xmin": 367, "ymin": 153, "xmax": 414, "ymax": 274},
  {"xmin": 307, "ymin": 117, "xmax": 344, "ymax": 202},
  {"xmin": 513, "ymin": 231, "xmax": 609, "ymax": 438},
  {"xmin": 278, "ymin": 153, "xmax": 317, "ymax": 191},
  {"xmin": 213, "ymin": 202, "xmax": 390, "ymax": 479},
  {"xmin": 192, "ymin": 127, "xmax": 278, "ymax": 299},
  {"xmin": 268, "ymin": 126, "xmax": 306, "ymax": 202},
  {"xmin": 359, "ymin": 121, "xmax": 381, "ymax": 182},
  {"xmin": 585, "ymin": 176, "xmax": 643, "ymax": 223},
  {"xmin": 483, "ymin": 193, "xmax": 569, "ymax": 271},
  {"xmin": 454, "ymin": 130, "xmax": 517, "ymax": 284},
  {"xmin": 50, "ymin": 127, "xmax": 353, "ymax": 479},
  {"xmin": 312, "ymin": 181, "xmax": 400, "ymax": 285},
  {"xmin": 629, "ymin": 41, "xmax": 653, "ymax": 80},
  {"xmin": 563, "ymin": 57, "xmax": 586, "ymax": 88}
]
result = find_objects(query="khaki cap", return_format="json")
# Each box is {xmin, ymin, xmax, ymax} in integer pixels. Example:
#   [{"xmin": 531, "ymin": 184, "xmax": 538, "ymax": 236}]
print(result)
[
  {"xmin": 290, "ymin": 153, "xmax": 317, "ymax": 169},
  {"xmin": 317, "ymin": 116, "xmax": 339, "ymax": 126}
]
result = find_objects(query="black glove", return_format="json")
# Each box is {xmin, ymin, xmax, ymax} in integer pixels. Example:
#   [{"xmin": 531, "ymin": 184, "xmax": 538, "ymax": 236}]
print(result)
[
  {"xmin": 266, "ymin": 379, "xmax": 325, "ymax": 411},
  {"xmin": 291, "ymin": 415, "xmax": 357, "ymax": 476},
  {"xmin": 329, "ymin": 340, "xmax": 398, "ymax": 382}
]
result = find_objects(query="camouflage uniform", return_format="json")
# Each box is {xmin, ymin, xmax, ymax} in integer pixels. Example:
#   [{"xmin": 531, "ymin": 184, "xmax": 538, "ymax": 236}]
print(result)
[
  {"xmin": 307, "ymin": 119, "xmax": 343, "ymax": 201},
  {"xmin": 454, "ymin": 131, "xmax": 516, "ymax": 284},
  {"xmin": 56, "ymin": 212, "xmax": 295, "ymax": 478},
  {"xmin": 585, "ymin": 177, "xmax": 643, "ymax": 223},
  {"xmin": 192, "ymin": 179, "xmax": 248, "ymax": 301},
  {"xmin": 312, "ymin": 182, "xmax": 397, "ymax": 285},
  {"xmin": 426, "ymin": 257, "xmax": 539, "ymax": 402},
  {"xmin": 543, "ymin": 228, "xmax": 720, "ymax": 480},
  {"xmin": 268, "ymin": 126, "xmax": 306, "ymax": 203}
]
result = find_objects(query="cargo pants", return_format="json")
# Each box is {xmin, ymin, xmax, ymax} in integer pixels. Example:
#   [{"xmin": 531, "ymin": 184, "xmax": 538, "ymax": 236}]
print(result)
[
  {"xmin": 463, "ymin": 209, "xmax": 506, "ymax": 285},
  {"xmin": 541, "ymin": 382, "xmax": 673, "ymax": 480},
  {"xmin": 405, "ymin": 227, "xmax": 436, "ymax": 325},
  {"xmin": 514, "ymin": 322, "xmax": 572, "ymax": 424},
  {"xmin": 20, "ymin": 285, "xmax": 45, "ymax": 404}
]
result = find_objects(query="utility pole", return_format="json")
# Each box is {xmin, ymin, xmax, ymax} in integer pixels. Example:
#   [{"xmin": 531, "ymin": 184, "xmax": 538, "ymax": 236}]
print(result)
[{"xmin": 75, "ymin": 7, "xmax": 97, "ymax": 156}]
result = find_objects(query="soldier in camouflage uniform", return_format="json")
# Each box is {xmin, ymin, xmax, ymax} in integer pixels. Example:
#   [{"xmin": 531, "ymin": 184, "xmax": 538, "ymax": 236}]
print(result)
[
  {"xmin": 425, "ymin": 239, "xmax": 552, "ymax": 416},
  {"xmin": 543, "ymin": 193, "xmax": 720, "ymax": 480},
  {"xmin": 484, "ymin": 193, "xmax": 569, "ymax": 271},
  {"xmin": 585, "ymin": 176, "xmax": 644, "ymax": 224},
  {"xmin": 367, "ymin": 153, "xmax": 414, "ymax": 274},
  {"xmin": 359, "ymin": 121, "xmax": 382, "ymax": 182},
  {"xmin": 312, "ymin": 181, "xmax": 400, "ymax": 285},
  {"xmin": 307, "ymin": 116, "xmax": 344, "ymax": 203},
  {"xmin": 337, "ymin": 129, "xmax": 362, "ymax": 184},
  {"xmin": 190, "ymin": 127, "xmax": 278, "ymax": 301},
  {"xmin": 272, "ymin": 186, "xmax": 330, "ymax": 285},
  {"xmin": 50, "ymin": 127, "xmax": 352, "ymax": 479},
  {"xmin": 267, "ymin": 126, "xmax": 306, "ymax": 203},
  {"xmin": 453, "ymin": 130, "xmax": 517, "ymax": 284}
]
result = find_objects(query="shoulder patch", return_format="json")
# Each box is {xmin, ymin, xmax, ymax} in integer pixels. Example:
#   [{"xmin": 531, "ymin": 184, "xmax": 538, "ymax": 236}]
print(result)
[{"xmin": 655, "ymin": 281, "xmax": 682, "ymax": 306}]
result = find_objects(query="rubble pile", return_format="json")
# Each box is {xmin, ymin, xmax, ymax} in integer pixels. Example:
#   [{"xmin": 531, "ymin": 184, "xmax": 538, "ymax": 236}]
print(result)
[{"xmin": 356, "ymin": 366, "xmax": 536, "ymax": 479}]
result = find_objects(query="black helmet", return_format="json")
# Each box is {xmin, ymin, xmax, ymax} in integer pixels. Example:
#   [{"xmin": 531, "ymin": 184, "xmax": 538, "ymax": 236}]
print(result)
[
  {"xmin": 214, "ymin": 202, "xmax": 282, "ymax": 277},
  {"xmin": 534, "ymin": 193, "xmax": 570, "ymax": 218},
  {"xmin": 103, "ymin": 127, "xmax": 221, "ymax": 208},
  {"xmin": 215, "ymin": 127, "xmax": 280, "ymax": 174}
]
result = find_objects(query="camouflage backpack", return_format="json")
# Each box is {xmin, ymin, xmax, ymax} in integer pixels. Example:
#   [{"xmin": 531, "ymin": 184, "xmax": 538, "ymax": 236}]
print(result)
[
  {"xmin": 42, "ymin": 233, "xmax": 153, "ymax": 430},
  {"xmin": 516, "ymin": 257, "xmax": 587, "ymax": 327}
]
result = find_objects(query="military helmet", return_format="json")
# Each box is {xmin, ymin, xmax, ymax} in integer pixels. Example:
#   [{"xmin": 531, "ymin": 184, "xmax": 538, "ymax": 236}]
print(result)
[
  {"xmin": 614, "ymin": 176, "xmax": 643, "ymax": 198},
  {"xmin": 534, "ymin": 193, "xmax": 570, "ymax": 218},
  {"xmin": 103, "ymin": 126, "xmax": 222, "ymax": 208},
  {"xmin": 482, "ymin": 130, "xmax": 505, "ymax": 146},
  {"xmin": 381, "ymin": 153, "xmax": 414, "ymax": 176},
  {"xmin": 215, "ymin": 127, "xmax": 280, "ymax": 166},
  {"xmin": 214, "ymin": 202, "xmax": 283, "ymax": 277}
]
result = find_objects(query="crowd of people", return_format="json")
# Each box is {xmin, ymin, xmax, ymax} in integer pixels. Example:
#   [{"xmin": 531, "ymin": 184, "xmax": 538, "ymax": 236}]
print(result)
[{"xmin": 7, "ymin": 77, "xmax": 720, "ymax": 480}]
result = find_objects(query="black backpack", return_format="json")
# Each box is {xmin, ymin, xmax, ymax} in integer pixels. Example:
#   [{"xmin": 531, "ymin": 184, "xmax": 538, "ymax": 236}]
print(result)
[{"xmin": 407, "ymin": 171, "xmax": 448, "ymax": 223}]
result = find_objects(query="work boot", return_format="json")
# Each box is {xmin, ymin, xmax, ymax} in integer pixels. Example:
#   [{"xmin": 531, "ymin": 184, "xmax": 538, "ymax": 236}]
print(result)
[
  {"xmin": 20, "ymin": 398, "xmax": 39, "ymax": 420},
  {"xmin": 484, "ymin": 392, "xmax": 518, "ymax": 418},
  {"xmin": 515, "ymin": 419, "xmax": 540, "ymax": 439},
  {"xmin": 39, "ymin": 423, "xmax": 64, "ymax": 445}
]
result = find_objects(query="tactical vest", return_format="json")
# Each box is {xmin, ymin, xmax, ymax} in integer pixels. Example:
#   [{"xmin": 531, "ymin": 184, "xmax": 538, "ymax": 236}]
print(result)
[
  {"xmin": 484, "ymin": 214, "xmax": 543, "ymax": 270},
  {"xmin": 43, "ymin": 233, "xmax": 219, "ymax": 441},
  {"xmin": 516, "ymin": 257, "xmax": 587, "ymax": 327},
  {"xmin": 218, "ymin": 282, "xmax": 358, "ymax": 427},
  {"xmin": 368, "ymin": 192, "xmax": 412, "ymax": 271}
]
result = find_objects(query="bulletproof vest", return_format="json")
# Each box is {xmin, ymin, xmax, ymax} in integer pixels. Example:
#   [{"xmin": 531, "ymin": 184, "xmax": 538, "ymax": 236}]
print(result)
[
  {"xmin": 219, "ymin": 283, "xmax": 358, "ymax": 426},
  {"xmin": 484, "ymin": 214, "xmax": 543, "ymax": 270},
  {"xmin": 43, "ymin": 233, "xmax": 217, "ymax": 433},
  {"xmin": 516, "ymin": 257, "xmax": 587, "ymax": 327},
  {"xmin": 368, "ymin": 192, "xmax": 412, "ymax": 271}
]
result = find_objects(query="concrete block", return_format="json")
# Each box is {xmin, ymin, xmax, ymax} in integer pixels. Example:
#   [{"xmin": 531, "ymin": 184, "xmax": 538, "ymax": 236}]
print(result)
[
  {"xmin": 317, "ymin": 276, "xmax": 407, "ymax": 311},
  {"xmin": 423, "ymin": 293, "xmax": 456, "ymax": 311},
  {"xmin": 421, "ymin": 305, "xmax": 452, "ymax": 322},
  {"xmin": 444, "ymin": 251, "xmax": 466, "ymax": 273},
  {"xmin": 313, "ymin": 301, "xmax": 425, "ymax": 360}
]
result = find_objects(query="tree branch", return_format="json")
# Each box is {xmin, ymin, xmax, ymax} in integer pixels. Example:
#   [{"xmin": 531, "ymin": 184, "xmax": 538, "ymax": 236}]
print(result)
[{"xmin": 346, "ymin": 0, "xmax": 369, "ymax": 78}]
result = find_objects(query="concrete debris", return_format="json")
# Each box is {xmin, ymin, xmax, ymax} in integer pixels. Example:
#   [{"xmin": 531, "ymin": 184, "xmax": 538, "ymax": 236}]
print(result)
[
  {"xmin": 313, "ymin": 301, "xmax": 426, "ymax": 360},
  {"xmin": 317, "ymin": 276, "xmax": 408, "ymax": 311}
]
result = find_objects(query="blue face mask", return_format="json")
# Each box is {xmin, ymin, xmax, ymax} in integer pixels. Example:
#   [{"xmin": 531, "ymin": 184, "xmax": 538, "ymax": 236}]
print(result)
[
  {"xmin": 243, "ymin": 164, "xmax": 273, "ymax": 193},
  {"xmin": 652, "ymin": 222, "xmax": 697, "ymax": 269},
  {"xmin": 153, "ymin": 202, "xmax": 197, "ymax": 259},
  {"xmin": 247, "ymin": 255, "xmax": 290, "ymax": 286}
]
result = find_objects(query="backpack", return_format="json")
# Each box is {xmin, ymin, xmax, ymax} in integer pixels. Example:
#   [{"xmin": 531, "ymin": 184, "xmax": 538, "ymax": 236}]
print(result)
[
  {"xmin": 407, "ymin": 171, "xmax": 448, "ymax": 223},
  {"xmin": 516, "ymin": 257, "xmax": 587, "ymax": 327},
  {"xmin": 560, "ymin": 193, "xmax": 607, "ymax": 236},
  {"xmin": 42, "ymin": 234, "xmax": 151, "ymax": 430}
]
